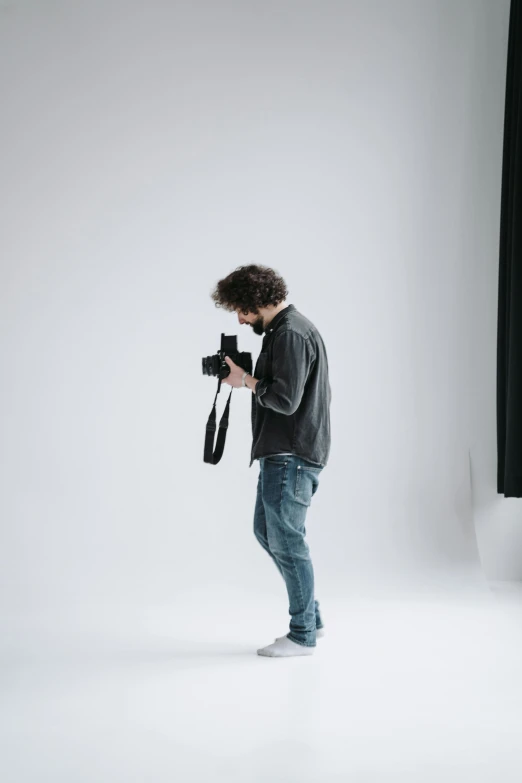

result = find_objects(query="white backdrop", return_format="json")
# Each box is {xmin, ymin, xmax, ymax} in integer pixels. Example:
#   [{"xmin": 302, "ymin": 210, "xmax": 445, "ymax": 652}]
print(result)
[{"xmin": 0, "ymin": 0, "xmax": 511, "ymax": 626}]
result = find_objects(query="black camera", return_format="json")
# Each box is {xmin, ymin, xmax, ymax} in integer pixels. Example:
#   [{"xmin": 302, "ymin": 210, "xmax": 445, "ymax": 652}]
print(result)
[
  {"xmin": 202, "ymin": 334, "xmax": 253, "ymax": 465},
  {"xmin": 202, "ymin": 333, "xmax": 252, "ymax": 380}
]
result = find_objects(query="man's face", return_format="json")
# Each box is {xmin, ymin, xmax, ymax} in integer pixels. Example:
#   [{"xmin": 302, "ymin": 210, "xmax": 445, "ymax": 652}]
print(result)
[{"xmin": 237, "ymin": 309, "xmax": 265, "ymax": 336}]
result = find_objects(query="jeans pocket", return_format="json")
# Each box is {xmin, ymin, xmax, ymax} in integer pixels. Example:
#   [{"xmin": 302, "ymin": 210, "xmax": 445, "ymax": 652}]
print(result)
[
  {"xmin": 294, "ymin": 465, "xmax": 321, "ymax": 506},
  {"xmin": 264, "ymin": 455, "xmax": 289, "ymax": 465}
]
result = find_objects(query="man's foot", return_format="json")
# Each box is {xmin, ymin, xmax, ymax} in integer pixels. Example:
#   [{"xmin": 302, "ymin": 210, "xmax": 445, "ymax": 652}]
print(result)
[
  {"xmin": 275, "ymin": 627, "xmax": 325, "ymax": 643},
  {"xmin": 257, "ymin": 636, "xmax": 315, "ymax": 657}
]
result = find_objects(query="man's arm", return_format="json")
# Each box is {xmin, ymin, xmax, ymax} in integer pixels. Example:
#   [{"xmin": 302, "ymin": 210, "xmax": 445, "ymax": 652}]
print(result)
[
  {"xmin": 253, "ymin": 330, "xmax": 315, "ymax": 415},
  {"xmin": 245, "ymin": 374, "xmax": 259, "ymax": 392}
]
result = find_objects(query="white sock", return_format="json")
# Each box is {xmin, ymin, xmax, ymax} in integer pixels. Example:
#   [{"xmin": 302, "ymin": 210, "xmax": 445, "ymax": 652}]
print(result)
[
  {"xmin": 257, "ymin": 635, "xmax": 315, "ymax": 657},
  {"xmin": 275, "ymin": 627, "xmax": 325, "ymax": 643}
]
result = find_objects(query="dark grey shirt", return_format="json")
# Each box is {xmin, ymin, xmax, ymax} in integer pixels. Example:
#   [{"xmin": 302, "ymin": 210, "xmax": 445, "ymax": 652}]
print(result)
[{"xmin": 249, "ymin": 304, "xmax": 332, "ymax": 468}]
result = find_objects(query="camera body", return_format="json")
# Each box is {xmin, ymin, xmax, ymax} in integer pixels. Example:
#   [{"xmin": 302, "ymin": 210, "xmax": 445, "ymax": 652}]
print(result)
[{"xmin": 202, "ymin": 333, "xmax": 252, "ymax": 380}]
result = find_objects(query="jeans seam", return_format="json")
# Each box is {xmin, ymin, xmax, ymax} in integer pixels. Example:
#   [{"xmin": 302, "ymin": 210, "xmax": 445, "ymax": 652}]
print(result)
[{"xmin": 279, "ymin": 464, "xmax": 310, "ymax": 645}]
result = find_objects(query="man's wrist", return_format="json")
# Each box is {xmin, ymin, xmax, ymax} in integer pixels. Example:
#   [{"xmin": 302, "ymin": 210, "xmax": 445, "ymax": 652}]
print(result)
[{"xmin": 244, "ymin": 373, "xmax": 259, "ymax": 392}]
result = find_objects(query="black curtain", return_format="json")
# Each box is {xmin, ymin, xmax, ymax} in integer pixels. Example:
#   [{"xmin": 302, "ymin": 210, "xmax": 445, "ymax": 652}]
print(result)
[{"xmin": 498, "ymin": 0, "xmax": 522, "ymax": 497}]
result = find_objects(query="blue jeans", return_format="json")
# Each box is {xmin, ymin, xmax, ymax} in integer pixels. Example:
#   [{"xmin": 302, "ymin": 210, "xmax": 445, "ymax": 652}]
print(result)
[{"xmin": 253, "ymin": 454, "xmax": 324, "ymax": 647}]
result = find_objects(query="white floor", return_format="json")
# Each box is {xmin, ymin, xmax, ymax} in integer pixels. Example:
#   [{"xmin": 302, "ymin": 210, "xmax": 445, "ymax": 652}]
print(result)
[{"xmin": 2, "ymin": 582, "xmax": 522, "ymax": 782}]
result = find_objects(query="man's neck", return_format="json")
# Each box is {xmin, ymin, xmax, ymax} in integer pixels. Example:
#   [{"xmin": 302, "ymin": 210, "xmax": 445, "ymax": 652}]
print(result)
[{"xmin": 263, "ymin": 302, "xmax": 288, "ymax": 329}]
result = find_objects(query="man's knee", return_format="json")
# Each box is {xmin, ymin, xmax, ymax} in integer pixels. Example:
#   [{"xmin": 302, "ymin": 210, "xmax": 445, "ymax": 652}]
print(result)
[
  {"xmin": 254, "ymin": 525, "xmax": 269, "ymax": 550},
  {"xmin": 270, "ymin": 532, "xmax": 310, "ymax": 562}
]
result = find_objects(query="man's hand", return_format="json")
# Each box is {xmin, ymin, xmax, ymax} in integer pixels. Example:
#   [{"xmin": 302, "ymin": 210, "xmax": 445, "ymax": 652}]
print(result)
[{"xmin": 221, "ymin": 356, "xmax": 248, "ymax": 388}]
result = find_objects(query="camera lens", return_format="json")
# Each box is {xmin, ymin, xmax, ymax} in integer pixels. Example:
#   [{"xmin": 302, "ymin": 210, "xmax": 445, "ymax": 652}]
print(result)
[{"xmin": 202, "ymin": 356, "xmax": 217, "ymax": 376}]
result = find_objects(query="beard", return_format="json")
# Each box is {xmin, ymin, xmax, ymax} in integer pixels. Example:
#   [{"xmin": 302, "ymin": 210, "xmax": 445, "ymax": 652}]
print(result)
[{"xmin": 251, "ymin": 316, "xmax": 265, "ymax": 336}]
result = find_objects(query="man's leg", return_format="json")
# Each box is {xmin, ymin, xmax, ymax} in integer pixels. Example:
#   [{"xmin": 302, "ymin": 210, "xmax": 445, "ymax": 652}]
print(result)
[
  {"xmin": 253, "ymin": 463, "xmax": 323, "ymax": 631},
  {"xmin": 253, "ymin": 468, "xmax": 285, "ymax": 578},
  {"xmin": 260, "ymin": 455, "xmax": 322, "ymax": 648}
]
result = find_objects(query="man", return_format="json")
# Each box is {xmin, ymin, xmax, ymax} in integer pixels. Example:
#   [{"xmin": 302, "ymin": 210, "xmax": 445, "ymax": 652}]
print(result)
[{"xmin": 211, "ymin": 264, "xmax": 331, "ymax": 657}]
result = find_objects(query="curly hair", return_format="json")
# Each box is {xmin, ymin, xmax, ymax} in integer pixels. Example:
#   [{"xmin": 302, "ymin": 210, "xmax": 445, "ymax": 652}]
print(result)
[{"xmin": 210, "ymin": 264, "xmax": 289, "ymax": 315}]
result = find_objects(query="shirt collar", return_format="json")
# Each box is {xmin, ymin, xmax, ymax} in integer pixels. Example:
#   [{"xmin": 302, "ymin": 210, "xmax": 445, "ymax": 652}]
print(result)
[{"xmin": 264, "ymin": 304, "xmax": 295, "ymax": 335}]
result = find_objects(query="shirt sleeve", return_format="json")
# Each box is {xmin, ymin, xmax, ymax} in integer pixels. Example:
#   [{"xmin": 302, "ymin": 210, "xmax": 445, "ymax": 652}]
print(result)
[{"xmin": 254, "ymin": 330, "xmax": 315, "ymax": 415}]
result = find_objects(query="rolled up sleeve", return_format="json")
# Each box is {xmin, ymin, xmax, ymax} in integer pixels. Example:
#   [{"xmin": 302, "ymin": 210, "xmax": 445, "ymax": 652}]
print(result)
[{"xmin": 255, "ymin": 330, "xmax": 315, "ymax": 415}]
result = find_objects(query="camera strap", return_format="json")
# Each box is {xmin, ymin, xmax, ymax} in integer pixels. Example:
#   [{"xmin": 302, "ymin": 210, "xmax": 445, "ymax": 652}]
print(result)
[{"xmin": 204, "ymin": 376, "xmax": 233, "ymax": 464}]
